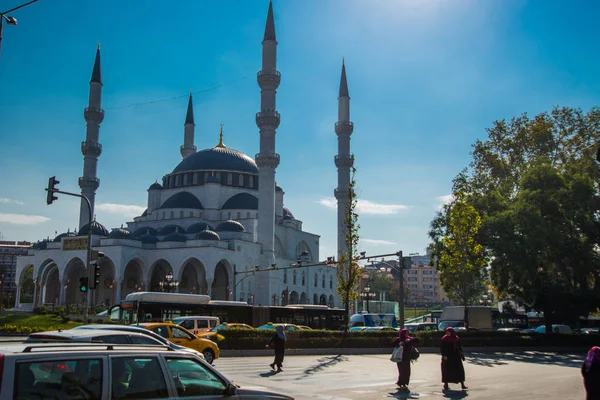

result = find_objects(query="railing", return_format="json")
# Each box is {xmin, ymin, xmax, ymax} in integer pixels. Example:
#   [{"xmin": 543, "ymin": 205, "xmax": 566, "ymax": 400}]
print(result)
[{"xmin": 257, "ymin": 70, "xmax": 281, "ymax": 79}]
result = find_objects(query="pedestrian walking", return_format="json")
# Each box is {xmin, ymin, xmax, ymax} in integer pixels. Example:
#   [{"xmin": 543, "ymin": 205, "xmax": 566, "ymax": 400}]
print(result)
[
  {"xmin": 581, "ymin": 346, "xmax": 600, "ymax": 400},
  {"xmin": 392, "ymin": 328, "xmax": 418, "ymax": 392},
  {"xmin": 265, "ymin": 325, "xmax": 286, "ymax": 372},
  {"xmin": 441, "ymin": 327, "xmax": 467, "ymax": 391}
]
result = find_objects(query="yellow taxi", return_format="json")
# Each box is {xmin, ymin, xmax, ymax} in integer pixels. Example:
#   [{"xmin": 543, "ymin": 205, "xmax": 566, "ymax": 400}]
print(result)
[
  {"xmin": 198, "ymin": 322, "xmax": 254, "ymax": 340},
  {"xmin": 134, "ymin": 322, "xmax": 220, "ymax": 364}
]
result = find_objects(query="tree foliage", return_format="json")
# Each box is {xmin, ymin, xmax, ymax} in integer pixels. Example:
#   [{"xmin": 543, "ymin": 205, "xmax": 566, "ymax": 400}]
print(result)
[
  {"xmin": 20, "ymin": 266, "xmax": 34, "ymax": 303},
  {"xmin": 336, "ymin": 166, "xmax": 362, "ymax": 326}
]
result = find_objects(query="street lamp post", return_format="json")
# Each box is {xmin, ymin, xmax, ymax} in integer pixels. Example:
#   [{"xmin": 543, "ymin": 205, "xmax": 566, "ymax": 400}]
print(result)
[
  {"xmin": 360, "ymin": 283, "xmax": 376, "ymax": 313},
  {"xmin": 0, "ymin": 0, "xmax": 39, "ymax": 55},
  {"xmin": 159, "ymin": 271, "xmax": 179, "ymax": 293}
]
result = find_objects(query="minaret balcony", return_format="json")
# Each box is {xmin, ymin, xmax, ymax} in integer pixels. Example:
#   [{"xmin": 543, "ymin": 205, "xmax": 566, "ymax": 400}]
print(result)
[
  {"xmin": 335, "ymin": 121, "xmax": 354, "ymax": 135},
  {"xmin": 180, "ymin": 144, "xmax": 197, "ymax": 155},
  {"xmin": 255, "ymin": 153, "xmax": 280, "ymax": 169},
  {"xmin": 81, "ymin": 141, "xmax": 102, "ymax": 157},
  {"xmin": 256, "ymin": 111, "xmax": 281, "ymax": 129},
  {"xmin": 78, "ymin": 176, "xmax": 100, "ymax": 190},
  {"xmin": 334, "ymin": 188, "xmax": 348, "ymax": 200},
  {"xmin": 84, "ymin": 107, "xmax": 105, "ymax": 123},
  {"xmin": 257, "ymin": 70, "xmax": 281, "ymax": 88},
  {"xmin": 335, "ymin": 155, "xmax": 354, "ymax": 168}
]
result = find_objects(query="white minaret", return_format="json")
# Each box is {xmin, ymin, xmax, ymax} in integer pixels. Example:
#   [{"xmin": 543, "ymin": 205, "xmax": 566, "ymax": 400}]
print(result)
[
  {"xmin": 79, "ymin": 43, "xmax": 104, "ymax": 230},
  {"xmin": 255, "ymin": 0, "xmax": 280, "ymax": 305},
  {"xmin": 180, "ymin": 90, "xmax": 197, "ymax": 158},
  {"xmin": 334, "ymin": 60, "xmax": 354, "ymax": 260}
]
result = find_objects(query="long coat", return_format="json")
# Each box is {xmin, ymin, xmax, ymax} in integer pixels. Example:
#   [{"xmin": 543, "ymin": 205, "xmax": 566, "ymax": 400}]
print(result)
[
  {"xmin": 392, "ymin": 337, "xmax": 417, "ymax": 386},
  {"xmin": 581, "ymin": 362, "xmax": 600, "ymax": 400},
  {"xmin": 441, "ymin": 338, "xmax": 466, "ymax": 384}
]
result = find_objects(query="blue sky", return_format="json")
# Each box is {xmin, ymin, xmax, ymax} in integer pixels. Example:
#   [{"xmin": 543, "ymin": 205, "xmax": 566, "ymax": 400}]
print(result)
[{"xmin": 0, "ymin": 0, "xmax": 599, "ymax": 259}]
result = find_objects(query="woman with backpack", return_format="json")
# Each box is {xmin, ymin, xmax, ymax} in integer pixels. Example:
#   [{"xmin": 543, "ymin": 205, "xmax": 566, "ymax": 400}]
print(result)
[{"xmin": 391, "ymin": 328, "xmax": 418, "ymax": 392}]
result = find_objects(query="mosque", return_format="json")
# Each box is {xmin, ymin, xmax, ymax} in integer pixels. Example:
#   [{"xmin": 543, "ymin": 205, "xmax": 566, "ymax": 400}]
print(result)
[{"xmin": 15, "ymin": 1, "xmax": 355, "ymax": 310}]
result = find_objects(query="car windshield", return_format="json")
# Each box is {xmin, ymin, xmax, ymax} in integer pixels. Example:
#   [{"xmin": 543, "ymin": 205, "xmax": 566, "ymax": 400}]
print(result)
[{"xmin": 438, "ymin": 321, "xmax": 464, "ymax": 330}]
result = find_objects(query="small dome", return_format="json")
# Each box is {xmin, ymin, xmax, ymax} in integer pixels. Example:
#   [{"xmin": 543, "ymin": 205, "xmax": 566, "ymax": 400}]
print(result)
[
  {"xmin": 283, "ymin": 206, "xmax": 294, "ymax": 219},
  {"xmin": 275, "ymin": 183, "xmax": 283, "ymax": 192},
  {"xmin": 162, "ymin": 232, "xmax": 188, "ymax": 242},
  {"xmin": 109, "ymin": 228, "xmax": 131, "ymax": 239},
  {"xmin": 221, "ymin": 193, "xmax": 258, "ymax": 210},
  {"xmin": 215, "ymin": 220, "xmax": 246, "ymax": 232},
  {"xmin": 187, "ymin": 222, "xmax": 215, "ymax": 234},
  {"xmin": 194, "ymin": 229, "xmax": 221, "ymax": 241},
  {"xmin": 148, "ymin": 182, "xmax": 163, "ymax": 190},
  {"xmin": 283, "ymin": 215, "xmax": 293, "ymax": 220},
  {"xmin": 79, "ymin": 220, "xmax": 109, "ymax": 237},
  {"xmin": 157, "ymin": 225, "xmax": 185, "ymax": 236},
  {"xmin": 137, "ymin": 233, "xmax": 159, "ymax": 244},
  {"xmin": 160, "ymin": 192, "xmax": 204, "ymax": 209},
  {"xmin": 132, "ymin": 227, "xmax": 159, "ymax": 237},
  {"xmin": 53, "ymin": 231, "xmax": 77, "ymax": 242},
  {"xmin": 32, "ymin": 240, "xmax": 49, "ymax": 250}
]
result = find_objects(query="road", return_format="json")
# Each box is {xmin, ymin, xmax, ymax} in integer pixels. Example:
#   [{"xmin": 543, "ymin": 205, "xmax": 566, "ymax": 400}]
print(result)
[{"xmin": 213, "ymin": 352, "xmax": 587, "ymax": 399}]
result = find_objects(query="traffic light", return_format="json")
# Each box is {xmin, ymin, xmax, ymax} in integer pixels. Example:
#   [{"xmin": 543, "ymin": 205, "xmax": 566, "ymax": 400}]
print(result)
[
  {"xmin": 90, "ymin": 250, "xmax": 104, "ymax": 289},
  {"xmin": 79, "ymin": 277, "xmax": 89, "ymax": 293},
  {"xmin": 46, "ymin": 176, "xmax": 60, "ymax": 205}
]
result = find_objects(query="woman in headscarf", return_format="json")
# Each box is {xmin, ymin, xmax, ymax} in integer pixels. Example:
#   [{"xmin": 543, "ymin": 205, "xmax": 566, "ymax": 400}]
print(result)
[
  {"xmin": 441, "ymin": 327, "xmax": 467, "ymax": 391},
  {"xmin": 581, "ymin": 346, "xmax": 600, "ymax": 399},
  {"xmin": 391, "ymin": 328, "xmax": 418, "ymax": 392},
  {"xmin": 265, "ymin": 325, "xmax": 287, "ymax": 372}
]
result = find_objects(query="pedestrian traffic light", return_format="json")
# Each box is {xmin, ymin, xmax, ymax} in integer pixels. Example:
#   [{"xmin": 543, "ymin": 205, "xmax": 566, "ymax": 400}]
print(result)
[
  {"xmin": 46, "ymin": 176, "xmax": 60, "ymax": 205},
  {"xmin": 79, "ymin": 277, "xmax": 89, "ymax": 293},
  {"xmin": 90, "ymin": 250, "xmax": 104, "ymax": 290}
]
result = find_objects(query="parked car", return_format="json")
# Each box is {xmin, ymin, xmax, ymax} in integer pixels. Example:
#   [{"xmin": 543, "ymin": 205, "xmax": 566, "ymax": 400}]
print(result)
[
  {"xmin": 172, "ymin": 316, "xmax": 221, "ymax": 335},
  {"xmin": 198, "ymin": 322, "xmax": 254, "ymax": 340},
  {"xmin": 71, "ymin": 324, "xmax": 205, "ymax": 360},
  {"xmin": 580, "ymin": 327, "xmax": 599, "ymax": 335},
  {"xmin": 133, "ymin": 322, "xmax": 220, "ymax": 364},
  {"xmin": 0, "ymin": 342, "xmax": 294, "ymax": 399},
  {"xmin": 534, "ymin": 324, "xmax": 573, "ymax": 334},
  {"xmin": 26, "ymin": 328, "xmax": 166, "ymax": 346},
  {"xmin": 256, "ymin": 323, "xmax": 302, "ymax": 331},
  {"xmin": 405, "ymin": 323, "xmax": 438, "ymax": 333}
]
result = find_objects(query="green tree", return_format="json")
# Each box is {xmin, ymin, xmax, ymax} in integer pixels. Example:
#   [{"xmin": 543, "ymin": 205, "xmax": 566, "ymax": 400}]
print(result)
[
  {"xmin": 430, "ymin": 190, "xmax": 487, "ymax": 327},
  {"xmin": 365, "ymin": 269, "xmax": 392, "ymax": 300},
  {"xmin": 20, "ymin": 266, "xmax": 34, "ymax": 303},
  {"xmin": 336, "ymin": 166, "xmax": 362, "ymax": 328}
]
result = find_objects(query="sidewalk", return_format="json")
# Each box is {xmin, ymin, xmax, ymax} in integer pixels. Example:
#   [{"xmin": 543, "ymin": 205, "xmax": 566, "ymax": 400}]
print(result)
[{"xmin": 220, "ymin": 346, "xmax": 590, "ymax": 357}]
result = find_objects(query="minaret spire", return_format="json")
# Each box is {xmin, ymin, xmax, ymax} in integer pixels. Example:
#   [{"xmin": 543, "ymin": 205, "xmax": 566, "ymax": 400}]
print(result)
[
  {"xmin": 180, "ymin": 89, "xmax": 197, "ymax": 158},
  {"xmin": 79, "ymin": 43, "xmax": 105, "ymax": 230},
  {"xmin": 216, "ymin": 123, "xmax": 226, "ymax": 148},
  {"xmin": 254, "ymin": 0, "xmax": 281, "ymax": 306},
  {"xmin": 334, "ymin": 59, "xmax": 354, "ymax": 261}
]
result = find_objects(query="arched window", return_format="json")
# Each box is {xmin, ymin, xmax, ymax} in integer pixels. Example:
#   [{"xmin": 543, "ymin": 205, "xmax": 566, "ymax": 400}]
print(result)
[
  {"xmin": 237, "ymin": 212, "xmax": 241, "ymax": 219},
  {"xmin": 175, "ymin": 175, "xmax": 181, "ymax": 187},
  {"xmin": 162, "ymin": 211, "xmax": 166, "ymax": 219},
  {"xmin": 170, "ymin": 211, "xmax": 174, "ymax": 219},
  {"xmin": 314, "ymin": 273, "xmax": 318, "ymax": 287},
  {"xmin": 239, "ymin": 175, "xmax": 244, "ymax": 186},
  {"xmin": 330, "ymin": 276, "xmax": 333, "ymax": 289},
  {"xmin": 183, "ymin": 174, "xmax": 188, "ymax": 186},
  {"xmin": 283, "ymin": 271, "xmax": 287, "ymax": 284},
  {"xmin": 227, "ymin": 212, "xmax": 231, "ymax": 219},
  {"xmin": 302, "ymin": 272, "xmax": 305, "ymax": 286},
  {"xmin": 180, "ymin": 211, "xmax": 184, "ymax": 218},
  {"xmin": 293, "ymin": 271, "xmax": 297, "ymax": 285},
  {"xmin": 189, "ymin": 211, "xmax": 194, "ymax": 217},
  {"xmin": 249, "ymin": 176, "xmax": 254, "ymax": 188},
  {"xmin": 193, "ymin": 173, "xmax": 198, "ymax": 185},
  {"xmin": 246, "ymin": 212, "xmax": 251, "ymax": 218},
  {"xmin": 227, "ymin": 173, "xmax": 233, "ymax": 185},
  {"xmin": 322, "ymin": 274, "xmax": 326, "ymax": 288}
]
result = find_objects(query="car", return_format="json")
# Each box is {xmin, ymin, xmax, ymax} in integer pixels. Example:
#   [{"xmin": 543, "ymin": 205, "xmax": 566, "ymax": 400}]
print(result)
[
  {"xmin": 534, "ymin": 324, "xmax": 573, "ymax": 334},
  {"xmin": 405, "ymin": 323, "xmax": 438, "ymax": 333},
  {"xmin": 133, "ymin": 322, "xmax": 220, "ymax": 364},
  {"xmin": 172, "ymin": 316, "xmax": 221, "ymax": 335},
  {"xmin": 198, "ymin": 322, "xmax": 255, "ymax": 340},
  {"xmin": 349, "ymin": 326, "xmax": 367, "ymax": 332},
  {"xmin": 580, "ymin": 328, "xmax": 599, "ymax": 335},
  {"xmin": 0, "ymin": 342, "xmax": 294, "ymax": 399},
  {"xmin": 71, "ymin": 324, "xmax": 205, "ymax": 360},
  {"xmin": 26, "ymin": 328, "xmax": 167, "ymax": 346},
  {"xmin": 496, "ymin": 327, "xmax": 522, "ymax": 332},
  {"xmin": 363, "ymin": 326, "xmax": 400, "ymax": 332},
  {"xmin": 256, "ymin": 323, "xmax": 301, "ymax": 331}
]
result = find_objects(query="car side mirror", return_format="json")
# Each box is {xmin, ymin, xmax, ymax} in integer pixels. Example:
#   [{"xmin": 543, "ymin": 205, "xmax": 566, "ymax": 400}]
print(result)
[{"xmin": 224, "ymin": 383, "xmax": 237, "ymax": 396}]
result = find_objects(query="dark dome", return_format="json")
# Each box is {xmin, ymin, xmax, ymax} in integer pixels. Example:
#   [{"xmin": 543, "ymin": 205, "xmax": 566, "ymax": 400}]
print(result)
[
  {"xmin": 160, "ymin": 192, "xmax": 204, "ymax": 209},
  {"xmin": 157, "ymin": 225, "xmax": 185, "ymax": 236},
  {"xmin": 79, "ymin": 220, "xmax": 109, "ymax": 237},
  {"xmin": 148, "ymin": 182, "xmax": 163, "ymax": 190},
  {"xmin": 137, "ymin": 233, "xmax": 159, "ymax": 244},
  {"xmin": 187, "ymin": 222, "xmax": 215, "ymax": 233},
  {"xmin": 53, "ymin": 231, "xmax": 77, "ymax": 242},
  {"xmin": 221, "ymin": 193, "xmax": 258, "ymax": 210},
  {"xmin": 109, "ymin": 228, "xmax": 131, "ymax": 239},
  {"xmin": 172, "ymin": 147, "xmax": 258, "ymax": 174},
  {"xmin": 194, "ymin": 230, "xmax": 221, "ymax": 241},
  {"xmin": 215, "ymin": 220, "xmax": 246, "ymax": 232},
  {"xmin": 275, "ymin": 185, "xmax": 283, "ymax": 192},
  {"xmin": 32, "ymin": 240, "xmax": 49, "ymax": 250},
  {"xmin": 283, "ymin": 206, "xmax": 294, "ymax": 219},
  {"xmin": 132, "ymin": 227, "xmax": 159, "ymax": 237},
  {"xmin": 162, "ymin": 232, "xmax": 188, "ymax": 242}
]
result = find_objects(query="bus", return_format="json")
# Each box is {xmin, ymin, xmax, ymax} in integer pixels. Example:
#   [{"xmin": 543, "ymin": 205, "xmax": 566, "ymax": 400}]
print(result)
[{"xmin": 109, "ymin": 292, "xmax": 346, "ymax": 330}]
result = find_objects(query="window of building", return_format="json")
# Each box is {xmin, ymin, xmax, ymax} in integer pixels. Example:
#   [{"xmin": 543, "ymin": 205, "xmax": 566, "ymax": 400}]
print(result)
[
  {"xmin": 408, "ymin": 270, "xmax": 418, "ymax": 274},
  {"xmin": 180, "ymin": 211, "xmax": 184, "ymax": 218},
  {"xmin": 192, "ymin": 173, "xmax": 198, "ymax": 185},
  {"xmin": 189, "ymin": 211, "xmax": 194, "ymax": 217},
  {"xmin": 239, "ymin": 175, "xmax": 244, "ymax": 186},
  {"xmin": 302, "ymin": 272, "xmax": 305, "ymax": 286},
  {"xmin": 293, "ymin": 271, "xmax": 297, "ymax": 285},
  {"xmin": 249, "ymin": 176, "xmax": 254, "ymax": 187},
  {"xmin": 283, "ymin": 271, "xmax": 287, "ymax": 284},
  {"xmin": 322, "ymin": 274, "xmax": 325, "ymax": 288},
  {"xmin": 170, "ymin": 211, "xmax": 174, "ymax": 219},
  {"xmin": 246, "ymin": 212, "xmax": 251, "ymax": 218},
  {"xmin": 329, "ymin": 276, "xmax": 333, "ymax": 289},
  {"xmin": 408, "ymin": 277, "xmax": 418, "ymax": 282},
  {"xmin": 314, "ymin": 273, "xmax": 318, "ymax": 287},
  {"xmin": 227, "ymin": 173, "xmax": 233, "ymax": 185},
  {"xmin": 237, "ymin": 212, "xmax": 241, "ymax": 219},
  {"xmin": 183, "ymin": 174, "xmax": 188, "ymax": 186}
]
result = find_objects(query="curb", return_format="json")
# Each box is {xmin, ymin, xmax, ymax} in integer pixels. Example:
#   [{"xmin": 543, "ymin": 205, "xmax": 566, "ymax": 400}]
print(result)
[{"xmin": 219, "ymin": 346, "xmax": 590, "ymax": 358}]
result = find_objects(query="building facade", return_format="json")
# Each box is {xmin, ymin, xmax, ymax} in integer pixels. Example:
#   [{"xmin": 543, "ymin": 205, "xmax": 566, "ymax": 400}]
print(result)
[{"xmin": 0, "ymin": 241, "xmax": 30, "ymax": 307}]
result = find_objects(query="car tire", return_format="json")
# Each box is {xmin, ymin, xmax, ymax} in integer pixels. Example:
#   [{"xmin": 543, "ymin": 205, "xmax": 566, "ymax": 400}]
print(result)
[{"xmin": 203, "ymin": 349, "xmax": 215, "ymax": 364}]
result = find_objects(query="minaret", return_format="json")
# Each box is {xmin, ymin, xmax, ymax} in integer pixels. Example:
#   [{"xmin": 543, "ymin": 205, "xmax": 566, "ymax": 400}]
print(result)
[
  {"xmin": 79, "ymin": 43, "xmax": 104, "ymax": 230},
  {"xmin": 334, "ymin": 60, "xmax": 354, "ymax": 260},
  {"xmin": 255, "ymin": 0, "xmax": 280, "ymax": 305},
  {"xmin": 180, "ymin": 90, "xmax": 197, "ymax": 158}
]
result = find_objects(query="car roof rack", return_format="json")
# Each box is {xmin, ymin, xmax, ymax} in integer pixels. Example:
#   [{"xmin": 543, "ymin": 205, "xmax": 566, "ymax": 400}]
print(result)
[{"xmin": 22, "ymin": 343, "xmax": 175, "ymax": 353}]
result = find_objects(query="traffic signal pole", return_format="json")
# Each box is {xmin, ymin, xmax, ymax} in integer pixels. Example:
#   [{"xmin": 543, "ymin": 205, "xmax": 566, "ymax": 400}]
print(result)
[{"xmin": 45, "ymin": 177, "xmax": 92, "ymax": 323}]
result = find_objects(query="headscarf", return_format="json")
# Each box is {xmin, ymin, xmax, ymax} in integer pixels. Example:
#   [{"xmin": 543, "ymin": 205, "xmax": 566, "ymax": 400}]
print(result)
[
  {"xmin": 584, "ymin": 346, "xmax": 600, "ymax": 371},
  {"xmin": 441, "ymin": 327, "xmax": 459, "ymax": 344},
  {"xmin": 276, "ymin": 325, "xmax": 287, "ymax": 341},
  {"xmin": 398, "ymin": 328, "xmax": 413, "ymax": 342}
]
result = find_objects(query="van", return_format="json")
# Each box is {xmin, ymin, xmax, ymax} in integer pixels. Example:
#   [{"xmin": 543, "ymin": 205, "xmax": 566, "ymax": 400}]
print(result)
[
  {"xmin": 439, "ymin": 306, "xmax": 493, "ymax": 331},
  {"xmin": 172, "ymin": 316, "xmax": 220, "ymax": 335}
]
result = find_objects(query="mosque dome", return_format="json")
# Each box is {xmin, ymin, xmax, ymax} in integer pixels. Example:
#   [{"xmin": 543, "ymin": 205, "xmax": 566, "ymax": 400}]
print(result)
[
  {"xmin": 137, "ymin": 233, "xmax": 159, "ymax": 244},
  {"xmin": 148, "ymin": 182, "xmax": 163, "ymax": 190},
  {"xmin": 162, "ymin": 232, "xmax": 188, "ymax": 242},
  {"xmin": 283, "ymin": 206, "xmax": 294, "ymax": 219},
  {"xmin": 215, "ymin": 220, "xmax": 246, "ymax": 233},
  {"xmin": 132, "ymin": 227, "xmax": 158, "ymax": 237},
  {"xmin": 194, "ymin": 230, "xmax": 221, "ymax": 241},
  {"xmin": 79, "ymin": 220, "xmax": 109, "ymax": 237},
  {"xmin": 157, "ymin": 225, "xmax": 185, "ymax": 236},
  {"xmin": 109, "ymin": 228, "xmax": 131, "ymax": 239},
  {"xmin": 221, "ymin": 193, "xmax": 258, "ymax": 210},
  {"xmin": 171, "ymin": 147, "xmax": 258, "ymax": 174},
  {"xmin": 53, "ymin": 231, "xmax": 77, "ymax": 242},
  {"xmin": 160, "ymin": 192, "xmax": 204, "ymax": 210},
  {"xmin": 187, "ymin": 222, "xmax": 215, "ymax": 234}
]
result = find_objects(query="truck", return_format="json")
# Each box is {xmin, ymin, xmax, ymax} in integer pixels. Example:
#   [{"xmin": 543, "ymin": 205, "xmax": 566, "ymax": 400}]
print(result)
[{"xmin": 438, "ymin": 306, "xmax": 493, "ymax": 331}]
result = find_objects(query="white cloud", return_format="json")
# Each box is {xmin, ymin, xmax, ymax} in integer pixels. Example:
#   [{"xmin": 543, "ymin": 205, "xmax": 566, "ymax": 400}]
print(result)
[
  {"xmin": 318, "ymin": 197, "xmax": 408, "ymax": 215},
  {"xmin": 96, "ymin": 203, "xmax": 146, "ymax": 217},
  {"xmin": 0, "ymin": 213, "xmax": 49, "ymax": 225},
  {"xmin": 0, "ymin": 198, "xmax": 24, "ymax": 205},
  {"xmin": 362, "ymin": 239, "xmax": 398, "ymax": 246},
  {"xmin": 436, "ymin": 194, "xmax": 454, "ymax": 210}
]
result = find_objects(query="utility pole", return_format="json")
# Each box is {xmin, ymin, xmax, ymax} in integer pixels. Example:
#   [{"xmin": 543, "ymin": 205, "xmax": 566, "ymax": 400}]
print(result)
[{"xmin": 397, "ymin": 251, "xmax": 405, "ymax": 328}]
